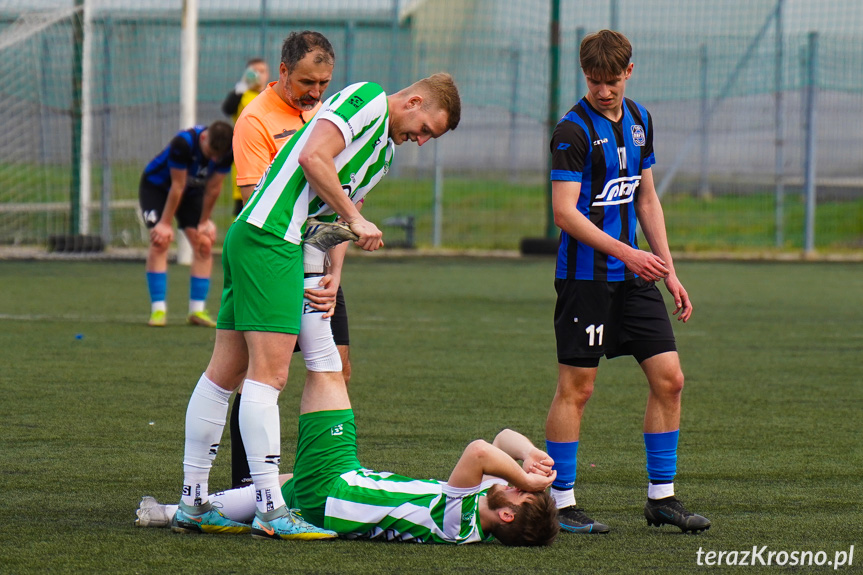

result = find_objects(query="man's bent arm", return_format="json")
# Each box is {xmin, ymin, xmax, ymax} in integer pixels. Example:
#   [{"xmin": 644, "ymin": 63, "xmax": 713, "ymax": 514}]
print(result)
[
  {"xmin": 447, "ymin": 439, "xmax": 555, "ymax": 492},
  {"xmin": 492, "ymin": 429, "xmax": 554, "ymax": 477},
  {"xmin": 552, "ymin": 180, "xmax": 669, "ymax": 282},
  {"xmin": 298, "ymin": 119, "xmax": 382, "ymax": 250},
  {"xmin": 200, "ymin": 172, "xmax": 226, "ymax": 225}
]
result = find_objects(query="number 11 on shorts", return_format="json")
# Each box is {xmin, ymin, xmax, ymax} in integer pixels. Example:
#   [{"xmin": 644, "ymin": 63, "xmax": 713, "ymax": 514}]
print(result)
[{"xmin": 586, "ymin": 324, "xmax": 604, "ymax": 347}]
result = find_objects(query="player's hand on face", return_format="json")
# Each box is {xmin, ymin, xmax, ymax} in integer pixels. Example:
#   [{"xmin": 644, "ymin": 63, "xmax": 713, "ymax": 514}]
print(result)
[
  {"xmin": 348, "ymin": 218, "xmax": 384, "ymax": 252},
  {"xmin": 523, "ymin": 448, "xmax": 555, "ymax": 478},
  {"xmin": 523, "ymin": 469, "xmax": 557, "ymax": 492},
  {"xmin": 304, "ymin": 273, "xmax": 338, "ymax": 318},
  {"xmin": 151, "ymin": 222, "xmax": 174, "ymax": 248}
]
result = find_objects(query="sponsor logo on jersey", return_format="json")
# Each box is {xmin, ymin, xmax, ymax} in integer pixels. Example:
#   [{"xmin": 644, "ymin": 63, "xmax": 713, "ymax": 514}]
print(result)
[
  {"xmin": 349, "ymin": 95, "xmax": 365, "ymax": 108},
  {"xmin": 331, "ymin": 424, "xmax": 344, "ymax": 436},
  {"xmin": 461, "ymin": 511, "xmax": 475, "ymax": 522},
  {"xmin": 273, "ymin": 128, "xmax": 297, "ymax": 140},
  {"xmin": 593, "ymin": 137, "xmax": 609, "ymax": 146},
  {"xmin": 557, "ymin": 143, "xmax": 571, "ymax": 150},
  {"xmin": 593, "ymin": 175, "xmax": 641, "ymax": 206},
  {"xmin": 631, "ymin": 125, "xmax": 646, "ymax": 146}
]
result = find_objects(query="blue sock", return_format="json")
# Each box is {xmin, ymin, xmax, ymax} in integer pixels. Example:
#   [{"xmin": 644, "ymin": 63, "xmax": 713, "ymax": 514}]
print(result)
[
  {"xmin": 644, "ymin": 430, "xmax": 679, "ymax": 483},
  {"xmin": 146, "ymin": 272, "xmax": 167, "ymax": 304},
  {"xmin": 190, "ymin": 276, "xmax": 209, "ymax": 303},
  {"xmin": 546, "ymin": 440, "xmax": 578, "ymax": 490}
]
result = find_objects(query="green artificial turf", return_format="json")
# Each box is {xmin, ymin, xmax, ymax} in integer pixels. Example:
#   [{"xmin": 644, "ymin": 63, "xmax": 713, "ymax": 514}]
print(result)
[{"xmin": 0, "ymin": 257, "xmax": 861, "ymax": 574}]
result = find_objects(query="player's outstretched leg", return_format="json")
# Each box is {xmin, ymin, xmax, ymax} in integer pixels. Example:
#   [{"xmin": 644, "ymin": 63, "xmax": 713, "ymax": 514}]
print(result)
[
  {"xmin": 251, "ymin": 507, "xmax": 337, "ymax": 541},
  {"xmin": 171, "ymin": 501, "xmax": 251, "ymax": 535},
  {"xmin": 644, "ymin": 496, "xmax": 710, "ymax": 534}
]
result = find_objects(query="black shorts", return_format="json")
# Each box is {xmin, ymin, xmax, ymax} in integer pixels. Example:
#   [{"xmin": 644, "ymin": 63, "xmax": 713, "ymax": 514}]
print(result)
[
  {"xmin": 294, "ymin": 285, "xmax": 350, "ymax": 352},
  {"xmin": 138, "ymin": 175, "xmax": 204, "ymax": 230},
  {"xmin": 331, "ymin": 285, "xmax": 350, "ymax": 346},
  {"xmin": 554, "ymin": 278, "xmax": 676, "ymax": 367}
]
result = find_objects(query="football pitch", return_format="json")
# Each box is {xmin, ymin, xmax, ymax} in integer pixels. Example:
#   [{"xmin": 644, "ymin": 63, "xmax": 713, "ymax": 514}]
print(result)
[{"xmin": 1, "ymin": 256, "xmax": 860, "ymax": 574}]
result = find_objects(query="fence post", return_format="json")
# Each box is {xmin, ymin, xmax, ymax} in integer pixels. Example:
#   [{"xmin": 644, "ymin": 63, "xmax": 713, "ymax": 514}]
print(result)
[
  {"xmin": 698, "ymin": 43, "xmax": 710, "ymax": 198},
  {"xmin": 100, "ymin": 18, "xmax": 113, "ymax": 244},
  {"xmin": 259, "ymin": 0, "xmax": 267, "ymax": 60},
  {"xmin": 433, "ymin": 139, "xmax": 443, "ymax": 248},
  {"xmin": 546, "ymin": 0, "xmax": 561, "ymax": 239},
  {"xmin": 803, "ymin": 31, "xmax": 818, "ymax": 256},
  {"xmin": 509, "ymin": 45, "xmax": 520, "ymax": 181},
  {"xmin": 774, "ymin": 0, "xmax": 785, "ymax": 247},
  {"xmin": 70, "ymin": 0, "xmax": 83, "ymax": 235},
  {"xmin": 177, "ymin": 0, "xmax": 198, "ymax": 265},
  {"xmin": 574, "ymin": 27, "xmax": 585, "ymax": 100}
]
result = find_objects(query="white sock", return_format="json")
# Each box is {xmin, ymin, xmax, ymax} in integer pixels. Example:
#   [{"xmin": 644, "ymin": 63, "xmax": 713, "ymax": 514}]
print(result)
[
  {"xmin": 648, "ymin": 482, "xmax": 675, "ymax": 500},
  {"xmin": 182, "ymin": 373, "xmax": 232, "ymax": 506},
  {"xmin": 551, "ymin": 488, "xmax": 577, "ymax": 509},
  {"xmin": 299, "ymin": 276, "xmax": 342, "ymax": 373},
  {"xmin": 189, "ymin": 300, "xmax": 205, "ymax": 313},
  {"xmin": 210, "ymin": 485, "xmax": 258, "ymax": 523},
  {"xmin": 151, "ymin": 301, "xmax": 166, "ymax": 313},
  {"xmin": 239, "ymin": 379, "xmax": 286, "ymax": 513}
]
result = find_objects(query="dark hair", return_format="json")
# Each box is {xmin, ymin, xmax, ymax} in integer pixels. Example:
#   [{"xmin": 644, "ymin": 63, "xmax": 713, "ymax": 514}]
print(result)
[
  {"xmin": 281, "ymin": 31, "xmax": 335, "ymax": 72},
  {"xmin": 492, "ymin": 491, "xmax": 559, "ymax": 547},
  {"xmin": 246, "ymin": 57, "xmax": 266, "ymax": 67},
  {"xmin": 580, "ymin": 29, "xmax": 632, "ymax": 79},
  {"xmin": 205, "ymin": 121, "xmax": 233, "ymax": 158}
]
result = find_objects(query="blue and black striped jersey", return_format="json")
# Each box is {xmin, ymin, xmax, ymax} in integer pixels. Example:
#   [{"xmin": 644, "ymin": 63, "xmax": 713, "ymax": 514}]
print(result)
[
  {"xmin": 142, "ymin": 126, "xmax": 233, "ymax": 193},
  {"xmin": 550, "ymin": 97, "xmax": 655, "ymax": 281}
]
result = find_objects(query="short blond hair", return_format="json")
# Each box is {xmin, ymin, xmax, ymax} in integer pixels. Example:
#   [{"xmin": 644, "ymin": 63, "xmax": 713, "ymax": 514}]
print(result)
[{"xmin": 412, "ymin": 72, "xmax": 461, "ymax": 131}]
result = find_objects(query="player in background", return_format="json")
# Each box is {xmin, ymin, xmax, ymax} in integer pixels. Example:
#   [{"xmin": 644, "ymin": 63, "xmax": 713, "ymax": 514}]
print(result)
[
  {"xmin": 544, "ymin": 30, "xmax": 710, "ymax": 534},
  {"xmin": 221, "ymin": 57, "xmax": 270, "ymax": 216},
  {"xmin": 139, "ymin": 121, "xmax": 233, "ymax": 328},
  {"xmin": 173, "ymin": 73, "xmax": 462, "ymax": 539},
  {"xmin": 137, "ymin": 374, "xmax": 559, "ymax": 546},
  {"xmin": 224, "ymin": 31, "xmax": 345, "ymax": 491}
]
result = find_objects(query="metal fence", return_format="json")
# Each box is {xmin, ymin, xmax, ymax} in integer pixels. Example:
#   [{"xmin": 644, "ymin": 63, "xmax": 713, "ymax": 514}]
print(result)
[{"xmin": 0, "ymin": 0, "xmax": 860, "ymax": 253}]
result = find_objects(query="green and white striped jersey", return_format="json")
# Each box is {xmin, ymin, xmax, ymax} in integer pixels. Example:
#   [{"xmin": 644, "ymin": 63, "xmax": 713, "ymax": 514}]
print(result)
[
  {"xmin": 324, "ymin": 469, "xmax": 505, "ymax": 544},
  {"xmin": 237, "ymin": 82, "xmax": 395, "ymax": 244}
]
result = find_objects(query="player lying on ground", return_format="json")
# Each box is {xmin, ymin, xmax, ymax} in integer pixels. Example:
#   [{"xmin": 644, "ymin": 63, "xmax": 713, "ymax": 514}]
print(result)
[{"xmin": 137, "ymin": 376, "xmax": 560, "ymax": 546}]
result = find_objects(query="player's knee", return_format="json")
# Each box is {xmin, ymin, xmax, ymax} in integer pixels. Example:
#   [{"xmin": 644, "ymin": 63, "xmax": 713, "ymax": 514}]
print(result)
[
  {"xmin": 654, "ymin": 370, "xmax": 684, "ymax": 400},
  {"xmin": 196, "ymin": 239, "xmax": 213, "ymax": 258},
  {"xmin": 305, "ymin": 346, "xmax": 342, "ymax": 373},
  {"xmin": 149, "ymin": 239, "xmax": 170, "ymax": 255},
  {"xmin": 557, "ymin": 379, "xmax": 594, "ymax": 407},
  {"xmin": 300, "ymin": 329, "xmax": 342, "ymax": 373},
  {"xmin": 667, "ymin": 370, "xmax": 685, "ymax": 396},
  {"xmin": 299, "ymin": 310, "xmax": 342, "ymax": 373}
]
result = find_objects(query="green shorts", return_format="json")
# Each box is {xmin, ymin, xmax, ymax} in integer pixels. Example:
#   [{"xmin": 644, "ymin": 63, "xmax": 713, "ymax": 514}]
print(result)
[
  {"xmin": 216, "ymin": 222, "xmax": 303, "ymax": 333},
  {"xmin": 281, "ymin": 409, "xmax": 361, "ymax": 528}
]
